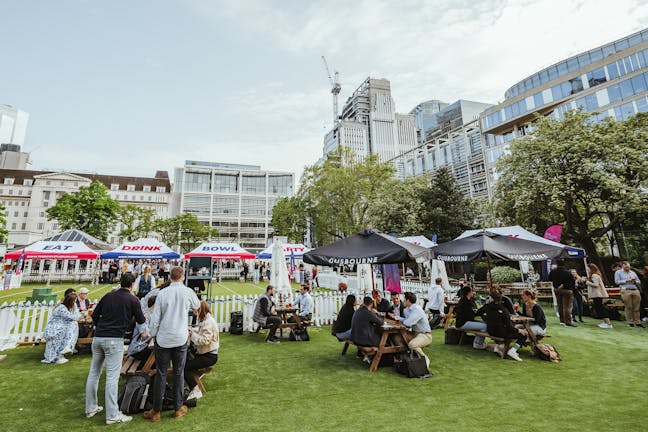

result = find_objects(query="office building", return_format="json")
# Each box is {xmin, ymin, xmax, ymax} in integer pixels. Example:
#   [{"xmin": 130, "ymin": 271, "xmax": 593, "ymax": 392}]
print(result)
[
  {"xmin": 172, "ymin": 161, "xmax": 294, "ymax": 252},
  {"xmin": 0, "ymin": 105, "xmax": 30, "ymax": 169},
  {"xmin": 481, "ymin": 28, "xmax": 648, "ymax": 185}
]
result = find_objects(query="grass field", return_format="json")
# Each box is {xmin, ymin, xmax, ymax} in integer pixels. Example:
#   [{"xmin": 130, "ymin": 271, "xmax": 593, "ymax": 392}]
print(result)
[
  {"xmin": 0, "ymin": 280, "xmax": 308, "ymax": 305},
  {"xmin": 1, "ymin": 309, "xmax": 647, "ymax": 432}
]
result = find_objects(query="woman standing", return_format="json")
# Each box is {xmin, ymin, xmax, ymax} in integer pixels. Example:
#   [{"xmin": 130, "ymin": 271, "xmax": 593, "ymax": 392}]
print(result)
[
  {"xmin": 134, "ymin": 265, "xmax": 156, "ymax": 299},
  {"xmin": 586, "ymin": 263, "xmax": 612, "ymax": 329},
  {"xmin": 42, "ymin": 293, "xmax": 81, "ymax": 364},
  {"xmin": 185, "ymin": 301, "xmax": 219, "ymax": 400},
  {"xmin": 571, "ymin": 269, "xmax": 586, "ymax": 323}
]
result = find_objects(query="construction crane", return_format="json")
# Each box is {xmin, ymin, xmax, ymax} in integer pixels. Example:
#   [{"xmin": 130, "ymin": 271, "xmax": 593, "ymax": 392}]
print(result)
[{"xmin": 321, "ymin": 56, "xmax": 341, "ymax": 126}]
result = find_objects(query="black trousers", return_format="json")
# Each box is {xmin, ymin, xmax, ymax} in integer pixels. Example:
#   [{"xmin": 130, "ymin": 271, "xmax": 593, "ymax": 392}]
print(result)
[
  {"xmin": 153, "ymin": 341, "xmax": 188, "ymax": 412},
  {"xmin": 264, "ymin": 316, "xmax": 282, "ymax": 338},
  {"xmin": 185, "ymin": 353, "xmax": 218, "ymax": 388},
  {"xmin": 592, "ymin": 297, "xmax": 608, "ymax": 319}
]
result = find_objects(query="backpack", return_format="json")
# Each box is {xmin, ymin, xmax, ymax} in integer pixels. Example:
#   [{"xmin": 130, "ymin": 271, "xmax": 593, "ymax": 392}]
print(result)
[
  {"xmin": 118, "ymin": 373, "xmax": 152, "ymax": 414},
  {"xmin": 533, "ymin": 343, "xmax": 561, "ymax": 362},
  {"xmin": 289, "ymin": 326, "xmax": 310, "ymax": 341}
]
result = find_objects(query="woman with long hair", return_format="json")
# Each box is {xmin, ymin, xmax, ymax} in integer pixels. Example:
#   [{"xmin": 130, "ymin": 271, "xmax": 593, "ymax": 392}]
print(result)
[
  {"xmin": 586, "ymin": 263, "xmax": 612, "ymax": 329},
  {"xmin": 332, "ymin": 294, "xmax": 356, "ymax": 341},
  {"xmin": 185, "ymin": 301, "xmax": 219, "ymax": 400},
  {"xmin": 42, "ymin": 293, "xmax": 81, "ymax": 364}
]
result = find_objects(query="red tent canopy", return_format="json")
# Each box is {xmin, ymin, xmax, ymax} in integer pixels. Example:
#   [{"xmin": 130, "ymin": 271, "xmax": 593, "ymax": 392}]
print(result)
[
  {"xmin": 5, "ymin": 241, "xmax": 100, "ymax": 260},
  {"xmin": 184, "ymin": 242, "xmax": 256, "ymax": 260}
]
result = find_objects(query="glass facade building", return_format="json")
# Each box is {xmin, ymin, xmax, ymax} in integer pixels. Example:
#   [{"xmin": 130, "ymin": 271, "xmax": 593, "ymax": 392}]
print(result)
[
  {"xmin": 481, "ymin": 28, "xmax": 648, "ymax": 186},
  {"xmin": 173, "ymin": 161, "xmax": 294, "ymax": 252}
]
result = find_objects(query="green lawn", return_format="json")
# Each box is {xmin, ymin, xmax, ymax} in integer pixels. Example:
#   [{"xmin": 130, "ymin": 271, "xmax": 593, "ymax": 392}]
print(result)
[
  {"xmin": 1, "ymin": 310, "xmax": 647, "ymax": 432},
  {"xmin": 0, "ymin": 281, "xmax": 308, "ymax": 305}
]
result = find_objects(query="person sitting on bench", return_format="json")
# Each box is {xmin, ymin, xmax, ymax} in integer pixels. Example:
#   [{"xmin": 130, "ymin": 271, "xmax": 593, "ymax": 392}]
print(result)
[
  {"xmin": 455, "ymin": 286, "xmax": 488, "ymax": 350},
  {"xmin": 332, "ymin": 294, "xmax": 356, "ymax": 341},
  {"xmin": 351, "ymin": 296, "xmax": 383, "ymax": 361},
  {"xmin": 185, "ymin": 301, "xmax": 219, "ymax": 400},
  {"xmin": 519, "ymin": 289, "xmax": 547, "ymax": 336},
  {"xmin": 483, "ymin": 292, "xmax": 527, "ymax": 361},
  {"xmin": 253, "ymin": 285, "xmax": 282, "ymax": 344},
  {"xmin": 289, "ymin": 285, "xmax": 313, "ymax": 326},
  {"xmin": 127, "ymin": 295, "xmax": 156, "ymax": 361}
]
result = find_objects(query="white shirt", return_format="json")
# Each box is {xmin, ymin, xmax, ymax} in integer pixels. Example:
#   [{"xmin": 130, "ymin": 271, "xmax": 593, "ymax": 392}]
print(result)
[
  {"xmin": 149, "ymin": 282, "xmax": 200, "ymax": 348},
  {"xmin": 427, "ymin": 284, "xmax": 445, "ymax": 313}
]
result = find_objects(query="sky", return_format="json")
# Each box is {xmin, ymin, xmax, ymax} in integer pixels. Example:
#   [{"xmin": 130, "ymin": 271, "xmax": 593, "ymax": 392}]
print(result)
[{"xmin": 2, "ymin": 0, "xmax": 647, "ymax": 183}]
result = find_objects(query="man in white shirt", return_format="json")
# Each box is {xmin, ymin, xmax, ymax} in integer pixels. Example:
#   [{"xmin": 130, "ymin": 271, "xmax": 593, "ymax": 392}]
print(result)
[
  {"xmin": 144, "ymin": 266, "xmax": 200, "ymax": 421},
  {"xmin": 427, "ymin": 278, "xmax": 446, "ymax": 329},
  {"xmin": 290, "ymin": 285, "xmax": 313, "ymax": 327}
]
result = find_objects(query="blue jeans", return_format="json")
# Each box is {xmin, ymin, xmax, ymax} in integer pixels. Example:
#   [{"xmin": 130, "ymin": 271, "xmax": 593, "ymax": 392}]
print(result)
[
  {"xmin": 85, "ymin": 337, "xmax": 124, "ymax": 421},
  {"xmin": 153, "ymin": 341, "xmax": 188, "ymax": 411},
  {"xmin": 458, "ymin": 321, "xmax": 487, "ymax": 345},
  {"xmin": 335, "ymin": 329, "xmax": 352, "ymax": 340}
]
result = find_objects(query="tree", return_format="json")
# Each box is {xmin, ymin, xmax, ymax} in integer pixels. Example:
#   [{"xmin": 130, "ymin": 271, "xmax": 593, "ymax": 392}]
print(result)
[
  {"xmin": 46, "ymin": 180, "xmax": 120, "ymax": 241},
  {"xmin": 421, "ymin": 167, "xmax": 478, "ymax": 242},
  {"xmin": 118, "ymin": 205, "xmax": 155, "ymax": 241},
  {"xmin": 271, "ymin": 196, "xmax": 308, "ymax": 242},
  {"xmin": 153, "ymin": 213, "xmax": 218, "ymax": 253},
  {"xmin": 367, "ymin": 176, "xmax": 429, "ymax": 236},
  {"xmin": 297, "ymin": 147, "xmax": 395, "ymax": 245},
  {"xmin": 0, "ymin": 203, "xmax": 7, "ymax": 244},
  {"xmin": 495, "ymin": 110, "xmax": 648, "ymax": 271}
]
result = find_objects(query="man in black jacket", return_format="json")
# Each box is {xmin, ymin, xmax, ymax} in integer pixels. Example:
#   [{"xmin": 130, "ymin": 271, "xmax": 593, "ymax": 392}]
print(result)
[
  {"xmin": 549, "ymin": 259, "xmax": 576, "ymax": 327},
  {"xmin": 387, "ymin": 291, "xmax": 406, "ymax": 320},
  {"xmin": 253, "ymin": 285, "xmax": 282, "ymax": 343},
  {"xmin": 351, "ymin": 296, "xmax": 383, "ymax": 347}
]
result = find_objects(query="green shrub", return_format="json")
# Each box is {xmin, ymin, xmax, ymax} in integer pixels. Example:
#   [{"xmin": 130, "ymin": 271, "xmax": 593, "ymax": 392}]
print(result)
[{"xmin": 489, "ymin": 265, "xmax": 521, "ymax": 284}]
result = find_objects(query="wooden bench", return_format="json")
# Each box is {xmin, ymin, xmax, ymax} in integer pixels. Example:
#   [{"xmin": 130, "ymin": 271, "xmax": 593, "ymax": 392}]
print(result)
[
  {"xmin": 449, "ymin": 326, "xmax": 546, "ymax": 359},
  {"xmin": 340, "ymin": 339, "xmax": 378, "ymax": 356}
]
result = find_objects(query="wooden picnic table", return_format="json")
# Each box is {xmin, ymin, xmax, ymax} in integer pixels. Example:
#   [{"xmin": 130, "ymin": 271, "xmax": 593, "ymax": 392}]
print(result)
[
  {"xmin": 510, "ymin": 315, "xmax": 539, "ymax": 346},
  {"xmin": 443, "ymin": 300, "xmax": 459, "ymax": 330},
  {"xmin": 368, "ymin": 319, "xmax": 412, "ymax": 372},
  {"xmin": 274, "ymin": 307, "xmax": 300, "ymax": 336}
]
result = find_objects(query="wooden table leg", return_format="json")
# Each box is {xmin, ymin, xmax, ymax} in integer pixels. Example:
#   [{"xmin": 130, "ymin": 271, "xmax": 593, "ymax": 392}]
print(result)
[
  {"xmin": 444, "ymin": 305, "xmax": 455, "ymax": 330},
  {"xmin": 523, "ymin": 321, "xmax": 539, "ymax": 346},
  {"xmin": 369, "ymin": 332, "xmax": 389, "ymax": 372}
]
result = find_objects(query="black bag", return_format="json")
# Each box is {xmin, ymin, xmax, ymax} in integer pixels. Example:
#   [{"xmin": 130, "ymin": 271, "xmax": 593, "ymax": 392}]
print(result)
[
  {"xmin": 603, "ymin": 303, "xmax": 621, "ymax": 321},
  {"xmin": 289, "ymin": 326, "xmax": 310, "ymax": 341},
  {"xmin": 394, "ymin": 352, "xmax": 430, "ymax": 378},
  {"xmin": 118, "ymin": 373, "xmax": 152, "ymax": 414},
  {"xmin": 444, "ymin": 328, "xmax": 461, "ymax": 345},
  {"xmin": 230, "ymin": 311, "xmax": 243, "ymax": 335}
]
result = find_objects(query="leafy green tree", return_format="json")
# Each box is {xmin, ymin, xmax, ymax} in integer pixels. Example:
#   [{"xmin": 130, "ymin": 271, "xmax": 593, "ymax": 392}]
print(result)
[
  {"xmin": 422, "ymin": 167, "xmax": 477, "ymax": 242},
  {"xmin": 0, "ymin": 203, "xmax": 8, "ymax": 243},
  {"xmin": 495, "ymin": 110, "xmax": 648, "ymax": 271},
  {"xmin": 46, "ymin": 180, "xmax": 120, "ymax": 241},
  {"xmin": 271, "ymin": 196, "xmax": 308, "ymax": 242},
  {"xmin": 298, "ymin": 147, "xmax": 395, "ymax": 245},
  {"xmin": 368, "ymin": 176, "xmax": 429, "ymax": 236},
  {"xmin": 118, "ymin": 205, "xmax": 155, "ymax": 241},
  {"xmin": 153, "ymin": 213, "xmax": 218, "ymax": 253}
]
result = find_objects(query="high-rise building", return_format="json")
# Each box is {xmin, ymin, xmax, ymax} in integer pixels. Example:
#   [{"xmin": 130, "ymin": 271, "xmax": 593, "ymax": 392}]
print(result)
[
  {"xmin": 480, "ymin": 28, "xmax": 648, "ymax": 186},
  {"xmin": 0, "ymin": 105, "xmax": 30, "ymax": 169},
  {"xmin": 409, "ymin": 100, "xmax": 449, "ymax": 146},
  {"xmin": 321, "ymin": 78, "xmax": 418, "ymax": 172},
  {"xmin": 172, "ymin": 161, "xmax": 294, "ymax": 252},
  {"xmin": 399, "ymin": 100, "xmax": 493, "ymax": 198}
]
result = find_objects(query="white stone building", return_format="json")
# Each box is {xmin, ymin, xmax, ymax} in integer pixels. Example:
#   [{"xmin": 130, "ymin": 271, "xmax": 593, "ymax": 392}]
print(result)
[{"xmin": 0, "ymin": 169, "xmax": 171, "ymax": 247}]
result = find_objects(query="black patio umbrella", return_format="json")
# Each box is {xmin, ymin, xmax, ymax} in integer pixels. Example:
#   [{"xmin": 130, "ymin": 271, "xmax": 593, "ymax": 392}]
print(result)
[
  {"xmin": 303, "ymin": 229, "xmax": 431, "ymax": 266},
  {"xmin": 429, "ymin": 230, "xmax": 577, "ymax": 262}
]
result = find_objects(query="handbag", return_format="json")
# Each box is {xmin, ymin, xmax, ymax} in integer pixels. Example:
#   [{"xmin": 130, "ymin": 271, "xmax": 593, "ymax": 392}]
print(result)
[
  {"xmin": 394, "ymin": 351, "xmax": 430, "ymax": 378},
  {"xmin": 289, "ymin": 326, "xmax": 310, "ymax": 341}
]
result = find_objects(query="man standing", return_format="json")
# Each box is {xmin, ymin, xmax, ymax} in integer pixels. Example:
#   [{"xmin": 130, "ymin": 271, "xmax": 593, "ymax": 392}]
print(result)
[
  {"xmin": 253, "ymin": 285, "xmax": 282, "ymax": 343},
  {"xmin": 426, "ymin": 278, "xmax": 446, "ymax": 329},
  {"xmin": 144, "ymin": 266, "xmax": 200, "ymax": 421},
  {"xmin": 615, "ymin": 261, "xmax": 644, "ymax": 328},
  {"xmin": 85, "ymin": 272, "xmax": 146, "ymax": 425},
  {"xmin": 398, "ymin": 292, "xmax": 432, "ymax": 367},
  {"xmin": 549, "ymin": 260, "xmax": 576, "ymax": 327}
]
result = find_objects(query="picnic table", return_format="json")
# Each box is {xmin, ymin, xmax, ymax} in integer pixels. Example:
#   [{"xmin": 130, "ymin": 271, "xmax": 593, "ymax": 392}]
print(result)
[
  {"xmin": 511, "ymin": 315, "xmax": 539, "ymax": 346},
  {"xmin": 341, "ymin": 318, "xmax": 412, "ymax": 372},
  {"xmin": 443, "ymin": 300, "xmax": 459, "ymax": 330},
  {"xmin": 274, "ymin": 306, "xmax": 301, "ymax": 336},
  {"xmin": 76, "ymin": 314, "xmax": 94, "ymax": 345}
]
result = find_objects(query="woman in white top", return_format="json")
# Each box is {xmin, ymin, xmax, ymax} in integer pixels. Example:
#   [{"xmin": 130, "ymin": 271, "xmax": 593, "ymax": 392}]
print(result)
[
  {"xmin": 185, "ymin": 301, "xmax": 219, "ymax": 399},
  {"xmin": 586, "ymin": 263, "xmax": 612, "ymax": 329},
  {"xmin": 134, "ymin": 265, "xmax": 156, "ymax": 299}
]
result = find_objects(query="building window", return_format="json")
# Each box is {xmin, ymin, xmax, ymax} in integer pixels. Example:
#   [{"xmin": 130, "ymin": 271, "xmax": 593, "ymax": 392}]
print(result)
[
  {"xmin": 23, "ymin": 212, "xmax": 27, "ymax": 217},
  {"xmin": 21, "ymin": 223, "xmax": 26, "ymax": 230},
  {"xmin": 23, "ymin": 179, "xmax": 33, "ymax": 186},
  {"xmin": 13, "ymin": 211, "xmax": 18, "ymax": 217},
  {"xmin": 242, "ymin": 176, "xmax": 266, "ymax": 195},
  {"xmin": 37, "ymin": 223, "xmax": 44, "ymax": 230},
  {"xmin": 8, "ymin": 190, "xmax": 13, "ymax": 195},
  {"xmin": 143, "ymin": 185, "xmax": 151, "ymax": 192},
  {"xmin": 127, "ymin": 184, "xmax": 135, "ymax": 191},
  {"xmin": 46, "ymin": 180, "xmax": 51, "ymax": 185},
  {"xmin": 156, "ymin": 186, "xmax": 166, "ymax": 193},
  {"xmin": 39, "ymin": 212, "xmax": 45, "ymax": 217},
  {"xmin": 11, "ymin": 223, "xmax": 16, "ymax": 229},
  {"xmin": 4, "ymin": 178, "xmax": 14, "ymax": 185},
  {"xmin": 111, "ymin": 184, "xmax": 119, "ymax": 191}
]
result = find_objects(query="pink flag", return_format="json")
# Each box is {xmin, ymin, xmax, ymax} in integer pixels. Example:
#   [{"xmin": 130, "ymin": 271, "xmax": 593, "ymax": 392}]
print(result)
[{"xmin": 543, "ymin": 224, "xmax": 563, "ymax": 242}]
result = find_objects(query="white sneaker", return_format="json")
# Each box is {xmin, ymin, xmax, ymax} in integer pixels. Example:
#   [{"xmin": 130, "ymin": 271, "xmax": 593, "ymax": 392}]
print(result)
[
  {"xmin": 40, "ymin": 359, "xmax": 51, "ymax": 364},
  {"xmin": 598, "ymin": 323, "xmax": 612, "ymax": 329},
  {"xmin": 187, "ymin": 387, "xmax": 203, "ymax": 400},
  {"xmin": 506, "ymin": 348, "xmax": 523, "ymax": 361},
  {"xmin": 472, "ymin": 341, "xmax": 488, "ymax": 350},
  {"xmin": 106, "ymin": 413, "xmax": 132, "ymax": 425},
  {"xmin": 54, "ymin": 357, "xmax": 69, "ymax": 364},
  {"xmin": 60, "ymin": 347, "xmax": 73, "ymax": 355},
  {"xmin": 86, "ymin": 406, "xmax": 103, "ymax": 418},
  {"xmin": 494, "ymin": 344, "xmax": 502, "ymax": 355}
]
